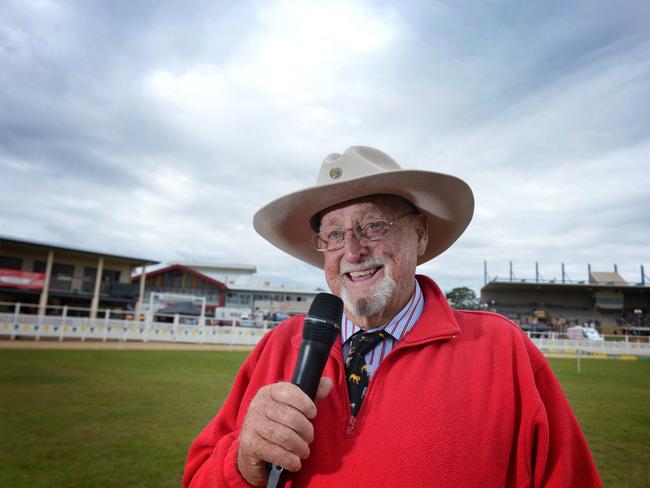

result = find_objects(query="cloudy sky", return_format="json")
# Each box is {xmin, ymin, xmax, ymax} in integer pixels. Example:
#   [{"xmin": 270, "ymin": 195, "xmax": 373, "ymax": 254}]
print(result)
[{"xmin": 2, "ymin": 0, "xmax": 649, "ymax": 294}]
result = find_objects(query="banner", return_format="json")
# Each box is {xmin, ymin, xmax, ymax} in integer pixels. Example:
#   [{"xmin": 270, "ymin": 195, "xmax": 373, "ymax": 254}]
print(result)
[{"xmin": 0, "ymin": 269, "xmax": 45, "ymax": 290}]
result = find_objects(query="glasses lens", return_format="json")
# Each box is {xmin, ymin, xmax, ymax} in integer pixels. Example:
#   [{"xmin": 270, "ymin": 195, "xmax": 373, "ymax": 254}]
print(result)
[
  {"xmin": 358, "ymin": 220, "xmax": 389, "ymax": 240},
  {"xmin": 312, "ymin": 232, "xmax": 343, "ymax": 251},
  {"xmin": 327, "ymin": 230, "xmax": 345, "ymax": 250}
]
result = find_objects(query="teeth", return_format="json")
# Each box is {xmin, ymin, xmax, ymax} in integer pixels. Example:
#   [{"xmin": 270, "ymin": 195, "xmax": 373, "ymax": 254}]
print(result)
[{"xmin": 348, "ymin": 268, "xmax": 378, "ymax": 278}]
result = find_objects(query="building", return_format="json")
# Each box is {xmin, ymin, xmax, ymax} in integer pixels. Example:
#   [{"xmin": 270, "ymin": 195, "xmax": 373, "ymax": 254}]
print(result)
[
  {"xmin": 133, "ymin": 262, "xmax": 320, "ymax": 321},
  {"xmin": 0, "ymin": 235, "xmax": 158, "ymax": 318},
  {"xmin": 480, "ymin": 264, "xmax": 650, "ymax": 333}
]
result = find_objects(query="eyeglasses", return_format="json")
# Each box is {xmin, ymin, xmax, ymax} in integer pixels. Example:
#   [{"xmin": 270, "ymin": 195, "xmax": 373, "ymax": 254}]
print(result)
[{"xmin": 312, "ymin": 212, "xmax": 414, "ymax": 252}]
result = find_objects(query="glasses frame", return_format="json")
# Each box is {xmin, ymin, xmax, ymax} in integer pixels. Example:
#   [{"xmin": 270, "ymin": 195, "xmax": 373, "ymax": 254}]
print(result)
[{"xmin": 311, "ymin": 211, "xmax": 415, "ymax": 252}]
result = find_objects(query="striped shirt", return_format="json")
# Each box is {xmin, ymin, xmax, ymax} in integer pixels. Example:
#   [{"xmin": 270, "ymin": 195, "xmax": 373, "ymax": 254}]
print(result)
[{"xmin": 341, "ymin": 281, "xmax": 424, "ymax": 379}]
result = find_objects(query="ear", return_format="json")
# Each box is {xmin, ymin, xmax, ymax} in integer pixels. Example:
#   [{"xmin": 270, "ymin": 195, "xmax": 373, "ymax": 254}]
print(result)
[{"xmin": 415, "ymin": 214, "xmax": 428, "ymax": 257}]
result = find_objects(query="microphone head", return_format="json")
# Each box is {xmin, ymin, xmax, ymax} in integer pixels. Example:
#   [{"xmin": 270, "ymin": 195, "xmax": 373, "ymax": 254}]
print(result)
[
  {"xmin": 303, "ymin": 293, "xmax": 343, "ymax": 343},
  {"xmin": 308, "ymin": 292, "xmax": 344, "ymax": 324}
]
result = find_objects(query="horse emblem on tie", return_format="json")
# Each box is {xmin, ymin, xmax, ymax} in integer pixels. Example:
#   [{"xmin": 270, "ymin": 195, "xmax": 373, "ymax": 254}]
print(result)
[{"xmin": 348, "ymin": 373, "xmax": 361, "ymax": 384}]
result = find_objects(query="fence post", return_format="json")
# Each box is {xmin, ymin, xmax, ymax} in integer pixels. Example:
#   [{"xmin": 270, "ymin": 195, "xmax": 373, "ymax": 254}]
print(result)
[
  {"xmin": 230, "ymin": 320, "xmax": 238, "ymax": 348},
  {"xmin": 144, "ymin": 317, "xmax": 149, "ymax": 343},
  {"xmin": 81, "ymin": 317, "xmax": 88, "ymax": 342},
  {"xmin": 199, "ymin": 323, "xmax": 205, "ymax": 344},
  {"xmin": 104, "ymin": 309, "xmax": 110, "ymax": 339},
  {"xmin": 10, "ymin": 302, "xmax": 20, "ymax": 341},
  {"xmin": 36, "ymin": 313, "xmax": 42, "ymax": 341},
  {"xmin": 57, "ymin": 306, "xmax": 66, "ymax": 342}
]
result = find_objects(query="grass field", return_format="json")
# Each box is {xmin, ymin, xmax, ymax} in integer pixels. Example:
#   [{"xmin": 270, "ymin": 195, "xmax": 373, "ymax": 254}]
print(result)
[{"xmin": 1, "ymin": 348, "xmax": 648, "ymax": 487}]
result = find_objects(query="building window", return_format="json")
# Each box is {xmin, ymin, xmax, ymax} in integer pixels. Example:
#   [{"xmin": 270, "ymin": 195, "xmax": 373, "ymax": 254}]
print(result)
[
  {"xmin": 226, "ymin": 292, "xmax": 251, "ymax": 305},
  {"xmin": 34, "ymin": 261, "xmax": 74, "ymax": 291},
  {"xmin": 102, "ymin": 269, "xmax": 121, "ymax": 283},
  {"xmin": 83, "ymin": 268, "xmax": 121, "ymax": 292},
  {"xmin": 0, "ymin": 256, "xmax": 22, "ymax": 270}
]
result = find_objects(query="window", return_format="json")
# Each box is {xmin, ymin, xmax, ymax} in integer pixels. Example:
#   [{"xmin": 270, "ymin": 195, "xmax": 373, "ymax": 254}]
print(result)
[
  {"xmin": 102, "ymin": 269, "xmax": 121, "ymax": 283},
  {"xmin": 226, "ymin": 293, "xmax": 251, "ymax": 305},
  {"xmin": 0, "ymin": 256, "xmax": 22, "ymax": 270},
  {"xmin": 34, "ymin": 261, "xmax": 74, "ymax": 291},
  {"xmin": 83, "ymin": 268, "xmax": 121, "ymax": 292}
]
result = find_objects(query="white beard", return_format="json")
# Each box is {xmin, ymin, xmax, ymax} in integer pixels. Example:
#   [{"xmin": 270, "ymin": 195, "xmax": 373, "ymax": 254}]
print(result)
[{"xmin": 340, "ymin": 266, "xmax": 397, "ymax": 318}]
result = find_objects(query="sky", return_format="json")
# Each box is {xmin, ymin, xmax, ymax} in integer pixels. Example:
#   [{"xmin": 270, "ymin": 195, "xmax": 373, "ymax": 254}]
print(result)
[{"xmin": 1, "ymin": 0, "xmax": 649, "ymax": 294}]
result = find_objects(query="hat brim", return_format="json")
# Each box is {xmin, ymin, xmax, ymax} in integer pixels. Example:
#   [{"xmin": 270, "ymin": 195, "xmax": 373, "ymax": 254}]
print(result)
[{"xmin": 253, "ymin": 170, "xmax": 474, "ymax": 269}]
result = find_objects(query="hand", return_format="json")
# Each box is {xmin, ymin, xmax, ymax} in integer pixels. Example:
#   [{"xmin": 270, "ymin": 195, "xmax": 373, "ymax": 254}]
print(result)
[{"xmin": 237, "ymin": 377, "xmax": 333, "ymax": 486}]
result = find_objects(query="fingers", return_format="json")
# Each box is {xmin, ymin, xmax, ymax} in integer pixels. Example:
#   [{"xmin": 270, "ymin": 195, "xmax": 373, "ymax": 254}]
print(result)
[
  {"xmin": 268, "ymin": 382, "xmax": 317, "ymax": 419},
  {"xmin": 263, "ymin": 400, "xmax": 315, "ymax": 445},
  {"xmin": 237, "ymin": 381, "xmax": 322, "ymax": 485}
]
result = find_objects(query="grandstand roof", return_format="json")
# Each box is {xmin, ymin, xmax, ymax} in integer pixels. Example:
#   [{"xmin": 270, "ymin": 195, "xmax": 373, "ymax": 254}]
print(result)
[
  {"xmin": 0, "ymin": 234, "xmax": 158, "ymax": 266},
  {"xmin": 589, "ymin": 271, "xmax": 627, "ymax": 286},
  {"xmin": 203, "ymin": 272, "xmax": 320, "ymax": 295},
  {"xmin": 132, "ymin": 263, "xmax": 319, "ymax": 295},
  {"xmin": 482, "ymin": 280, "xmax": 649, "ymax": 296},
  {"xmin": 132, "ymin": 264, "xmax": 227, "ymax": 289},
  {"xmin": 178, "ymin": 262, "xmax": 257, "ymax": 274}
]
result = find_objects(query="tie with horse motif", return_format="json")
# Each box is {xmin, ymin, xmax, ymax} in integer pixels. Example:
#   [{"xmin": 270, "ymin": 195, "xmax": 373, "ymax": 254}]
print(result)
[{"xmin": 345, "ymin": 330, "xmax": 387, "ymax": 416}]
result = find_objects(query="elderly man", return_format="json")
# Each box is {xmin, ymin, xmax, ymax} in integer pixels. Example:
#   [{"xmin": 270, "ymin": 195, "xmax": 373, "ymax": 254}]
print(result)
[{"xmin": 183, "ymin": 147, "xmax": 602, "ymax": 487}]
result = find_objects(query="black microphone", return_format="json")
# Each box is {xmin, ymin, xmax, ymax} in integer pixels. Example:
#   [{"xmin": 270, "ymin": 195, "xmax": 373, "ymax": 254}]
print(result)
[{"xmin": 266, "ymin": 292, "xmax": 343, "ymax": 488}]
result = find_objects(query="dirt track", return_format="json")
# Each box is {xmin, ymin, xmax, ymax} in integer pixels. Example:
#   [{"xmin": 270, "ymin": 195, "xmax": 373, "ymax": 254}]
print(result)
[
  {"xmin": 0, "ymin": 339, "xmax": 253, "ymax": 351},
  {"xmin": 0, "ymin": 339, "xmax": 608, "ymax": 359}
]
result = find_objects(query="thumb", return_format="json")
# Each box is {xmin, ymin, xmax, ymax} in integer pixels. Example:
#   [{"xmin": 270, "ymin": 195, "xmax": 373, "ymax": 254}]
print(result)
[{"xmin": 315, "ymin": 376, "xmax": 333, "ymax": 402}]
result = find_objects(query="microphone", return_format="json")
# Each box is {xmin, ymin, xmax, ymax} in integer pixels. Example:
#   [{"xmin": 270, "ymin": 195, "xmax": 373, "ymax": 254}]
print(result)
[{"xmin": 266, "ymin": 292, "xmax": 343, "ymax": 488}]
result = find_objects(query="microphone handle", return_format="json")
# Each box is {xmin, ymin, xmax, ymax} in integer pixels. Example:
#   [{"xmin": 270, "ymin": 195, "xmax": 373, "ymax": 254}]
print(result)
[
  {"xmin": 290, "ymin": 339, "xmax": 333, "ymax": 398},
  {"xmin": 266, "ymin": 465, "xmax": 286, "ymax": 488}
]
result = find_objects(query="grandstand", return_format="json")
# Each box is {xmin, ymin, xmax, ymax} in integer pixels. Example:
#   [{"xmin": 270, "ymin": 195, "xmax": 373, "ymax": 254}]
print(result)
[{"xmin": 480, "ymin": 262, "xmax": 650, "ymax": 336}]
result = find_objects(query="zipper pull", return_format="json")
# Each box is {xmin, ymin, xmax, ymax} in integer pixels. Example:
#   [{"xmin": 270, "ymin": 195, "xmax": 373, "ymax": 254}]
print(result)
[{"xmin": 345, "ymin": 416, "xmax": 357, "ymax": 438}]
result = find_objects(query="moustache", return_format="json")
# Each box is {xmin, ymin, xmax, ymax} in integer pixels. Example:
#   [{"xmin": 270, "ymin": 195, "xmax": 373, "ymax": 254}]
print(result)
[{"xmin": 339, "ymin": 258, "xmax": 386, "ymax": 276}]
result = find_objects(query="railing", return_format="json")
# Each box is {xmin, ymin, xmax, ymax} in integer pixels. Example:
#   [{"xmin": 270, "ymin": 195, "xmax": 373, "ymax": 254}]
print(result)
[
  {"xmin": 0, "ymin": 301, "xmax": 133, "ymax": 319},
  {"xmin": 3, "ymin": 304, "xmax": 650, "ymax": 355},
  {"xmin": 0, "ymin": 313, "xmax": 270, "ymax": 346},
  {"xmin": 531, "ymin": 336, "xmax": 650, "ymax": 357}
]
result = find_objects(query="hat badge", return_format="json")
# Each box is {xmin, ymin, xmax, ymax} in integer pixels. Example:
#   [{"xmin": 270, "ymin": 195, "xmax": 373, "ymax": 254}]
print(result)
[{"xmin": 329, "ymin": 167, "xmax": 342, "ymax": 179}]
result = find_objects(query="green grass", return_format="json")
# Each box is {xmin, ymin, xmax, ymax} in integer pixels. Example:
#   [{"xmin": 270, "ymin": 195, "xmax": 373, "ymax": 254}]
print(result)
[
  {"xmin": 1, "ymin": 350, "xmax": 648, "ymax": 487},
  {"xmin": 0, "ymin": 349, "xmax": 248, "ymax": 488},
  {"xmin": 548, "ymin": 358, "xmax": 650, "ymax": 488}
]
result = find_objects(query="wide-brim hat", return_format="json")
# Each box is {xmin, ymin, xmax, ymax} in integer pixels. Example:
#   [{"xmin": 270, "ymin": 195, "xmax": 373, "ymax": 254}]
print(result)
[{"xmin": 253, "ymin": 146, "xmax": 474, "ymax": 269}]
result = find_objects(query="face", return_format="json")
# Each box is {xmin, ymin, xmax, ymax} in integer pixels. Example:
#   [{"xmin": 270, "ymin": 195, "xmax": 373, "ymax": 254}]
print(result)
[{"xmin": 320, "ymin": 196, "xmax": 428, "ymax": 328}]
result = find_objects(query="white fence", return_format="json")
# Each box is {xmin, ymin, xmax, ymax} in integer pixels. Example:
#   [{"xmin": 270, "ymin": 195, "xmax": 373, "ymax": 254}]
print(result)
[
  {"xmin": 0, "ymin": 313, "xmax": 268, "ymax": 346},
  {"xmin": 531, "ymin": 337, "xmax": 650, "ymax": 357},
  {"xmin": 3, "ymin": 312, "xmax": 650, "ymax": 357}
]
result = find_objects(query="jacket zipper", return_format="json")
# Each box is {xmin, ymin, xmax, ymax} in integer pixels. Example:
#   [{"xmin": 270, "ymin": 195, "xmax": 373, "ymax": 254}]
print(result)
[
  {"xmin": 345, "ymin": 415, "xmax": 357, "ymax": 438},
  {"xmin": 341, "ymin": 333, "xmax": 458, "ymax": 439}
]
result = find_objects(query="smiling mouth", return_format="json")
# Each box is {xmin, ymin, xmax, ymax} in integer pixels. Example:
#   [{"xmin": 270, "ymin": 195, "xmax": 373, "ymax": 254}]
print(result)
[{"xmin": 344, "ymin": 266, "xmax": 383, "ymax": 283}]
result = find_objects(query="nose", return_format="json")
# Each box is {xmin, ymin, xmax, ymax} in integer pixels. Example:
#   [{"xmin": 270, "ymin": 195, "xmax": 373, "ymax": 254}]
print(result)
[{"xmin": 342, "ymin": 229, "xmax": 368, "ymax": 262}]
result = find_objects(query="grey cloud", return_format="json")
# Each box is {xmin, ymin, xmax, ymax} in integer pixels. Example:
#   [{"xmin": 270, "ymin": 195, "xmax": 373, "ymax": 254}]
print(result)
[{"xmin": 1, "ymin": 0, "xmax": 648, "ymax": 294}]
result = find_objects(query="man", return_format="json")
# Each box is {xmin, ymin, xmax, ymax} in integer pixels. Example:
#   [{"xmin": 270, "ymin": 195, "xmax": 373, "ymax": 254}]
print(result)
[{"xmin": 183, "ymin": 146, "xmax": 602, "ymax": 487}]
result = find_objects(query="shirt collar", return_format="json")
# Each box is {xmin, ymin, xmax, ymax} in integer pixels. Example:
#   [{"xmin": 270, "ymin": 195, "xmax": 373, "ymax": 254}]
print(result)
[{"xmin": 340, "ymin": 280, "xmax": 424, "ymax": 344}]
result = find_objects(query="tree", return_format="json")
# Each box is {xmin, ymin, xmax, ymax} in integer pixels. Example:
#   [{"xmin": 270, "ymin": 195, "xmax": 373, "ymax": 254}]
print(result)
[{"xmin": 445, "ymin": 287, "xmax": 480, "ymax": 310}]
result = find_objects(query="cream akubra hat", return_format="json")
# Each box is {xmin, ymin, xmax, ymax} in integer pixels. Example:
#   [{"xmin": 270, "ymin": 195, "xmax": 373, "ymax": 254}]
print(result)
[{"xmin": 253, "ymin": 146, "xmax": 474, "ymax": 269}]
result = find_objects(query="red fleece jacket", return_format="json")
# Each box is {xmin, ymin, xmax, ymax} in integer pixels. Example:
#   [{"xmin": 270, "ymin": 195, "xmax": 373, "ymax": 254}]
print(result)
[{"xmin": 183, "ymin": 276, "xmax": 602, "ymax": 487}]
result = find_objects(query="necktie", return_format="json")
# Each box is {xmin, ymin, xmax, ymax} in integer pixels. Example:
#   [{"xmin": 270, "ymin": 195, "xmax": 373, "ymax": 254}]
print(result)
[{"xmin": 345, "ymin": 330, "xmax": 387, "ymax": 416}]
